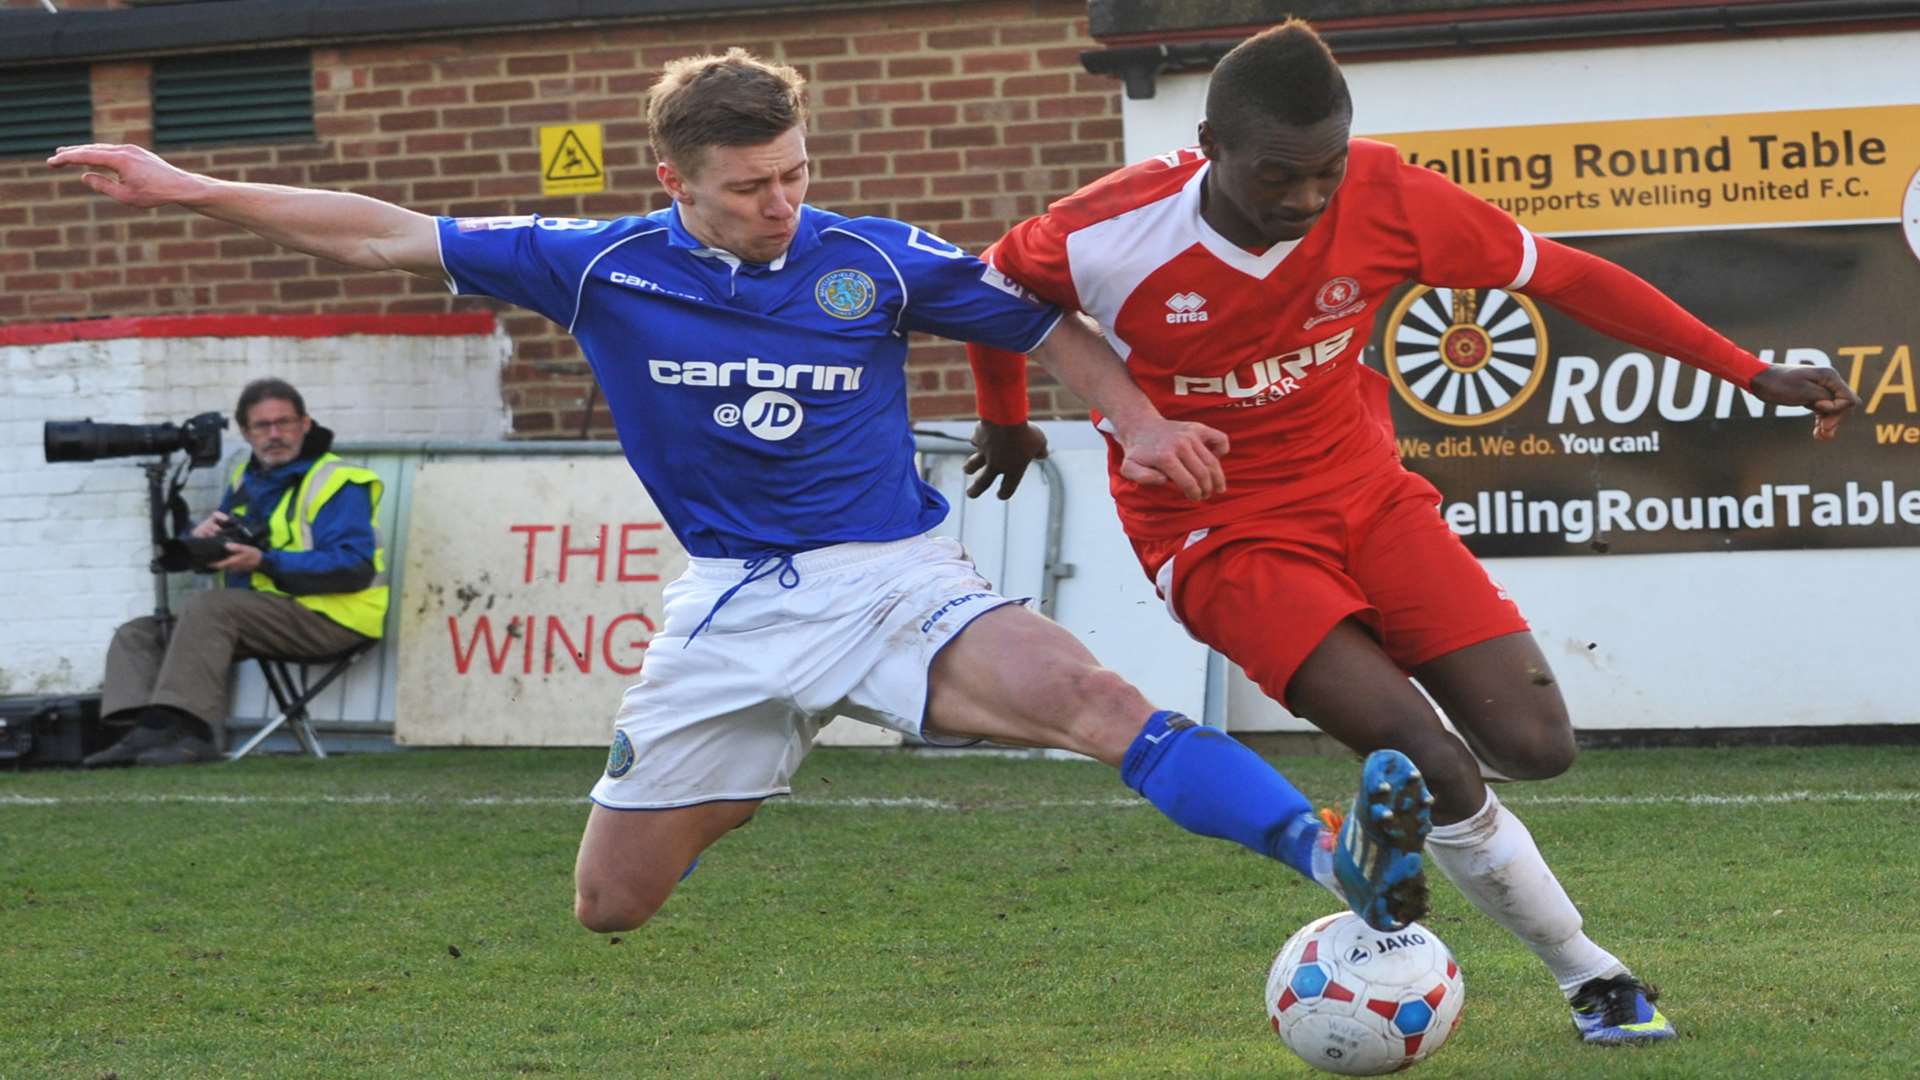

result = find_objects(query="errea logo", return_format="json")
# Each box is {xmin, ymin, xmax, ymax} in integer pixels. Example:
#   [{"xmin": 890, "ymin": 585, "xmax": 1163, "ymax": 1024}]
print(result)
[{"xmin": 1165, "ymin": 291, "xmax": 1209, "ymax": 324}]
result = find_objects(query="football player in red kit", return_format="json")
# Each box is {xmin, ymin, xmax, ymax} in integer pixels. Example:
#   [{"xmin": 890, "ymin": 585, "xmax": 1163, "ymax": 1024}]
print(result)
[{"xmin": 963, "ymin": 19, "xmax": 1859, "ymax": 1045}]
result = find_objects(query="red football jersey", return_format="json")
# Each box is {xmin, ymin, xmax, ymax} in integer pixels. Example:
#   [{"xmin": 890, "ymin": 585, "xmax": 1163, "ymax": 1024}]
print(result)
[
  {"xmin": 975, "ymin": 138, "xmax": 1765, "ymax": 540},
  {"xmin": 981, "ymin": 139, "xmax": 1545, "ymax": 538}
]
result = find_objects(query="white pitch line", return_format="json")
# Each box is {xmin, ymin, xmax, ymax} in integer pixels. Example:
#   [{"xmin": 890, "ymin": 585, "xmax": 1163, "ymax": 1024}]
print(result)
[
  {"xmin": 0, "ymin": 793, "xmax": 590, "ymax": 807},
  {"xmin": 1, "ymin": 790, "xmax": 1915, "ymax": 809},
  {"xmin": 1507, "ymin": 790, "xmax": 1920, "ymax": 807}
]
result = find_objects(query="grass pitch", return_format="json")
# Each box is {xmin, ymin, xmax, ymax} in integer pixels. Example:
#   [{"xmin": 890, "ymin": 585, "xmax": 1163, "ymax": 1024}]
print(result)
[{"xmin": 3, "ymin": 743, "xmax": 1917, "ymax": 1079}]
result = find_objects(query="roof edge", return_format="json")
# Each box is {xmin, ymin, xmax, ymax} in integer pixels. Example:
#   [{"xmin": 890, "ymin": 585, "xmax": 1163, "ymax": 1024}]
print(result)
[
  {"xmin": 1081, "ymin": 0, "xmax": 1920, "ymax": 98},
  {"xmin": 0, "ymin": 0, "xmax": 922, "ymax": 67}
]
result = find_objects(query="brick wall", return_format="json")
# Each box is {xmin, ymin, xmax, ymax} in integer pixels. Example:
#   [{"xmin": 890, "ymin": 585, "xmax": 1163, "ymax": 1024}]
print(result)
[{"xmin": 0, "ymin": 0, "xmax": 1125, "ymax": 435}]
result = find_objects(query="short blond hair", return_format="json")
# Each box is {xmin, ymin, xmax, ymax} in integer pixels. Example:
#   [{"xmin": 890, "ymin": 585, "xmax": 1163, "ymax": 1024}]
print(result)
[{"xmin": 647, "ymin": 48, "xmax": 808, "ymax": 175}]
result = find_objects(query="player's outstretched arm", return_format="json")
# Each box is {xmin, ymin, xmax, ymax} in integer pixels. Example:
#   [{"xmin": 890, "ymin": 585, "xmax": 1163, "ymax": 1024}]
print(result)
[
  {"xmin": 1522, "ymin": 236, "xmax": 1861, "ymax": 438},
  {"xmin": 963, "ymin": 341, "xmax": 1047, "ymax": 499},
  {"xmin": 48, "ymin": 143, "xmax": 443, "ymax": 279},
  {"xmin": 1027, "ymin": 316, "xmax": 1230, "ymax": 500}
]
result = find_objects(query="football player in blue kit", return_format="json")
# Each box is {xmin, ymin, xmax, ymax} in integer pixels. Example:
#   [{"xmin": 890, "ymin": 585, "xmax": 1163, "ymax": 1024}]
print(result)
[{"xmin": 51, "ymin": 48, "xmax": 1435, "ymax": 941}]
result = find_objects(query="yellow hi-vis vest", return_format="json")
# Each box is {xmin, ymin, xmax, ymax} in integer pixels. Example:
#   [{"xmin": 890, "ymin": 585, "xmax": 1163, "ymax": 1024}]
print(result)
[{"xmin": 225, "ymin": 452, "xmax": 389, "ymax": 639}]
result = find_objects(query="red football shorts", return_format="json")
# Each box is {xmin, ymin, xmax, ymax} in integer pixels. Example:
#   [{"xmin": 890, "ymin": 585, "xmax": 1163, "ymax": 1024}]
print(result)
[{"xmin": 1130, "ymin": 467, "xmax": 1528, "ymax": 708}]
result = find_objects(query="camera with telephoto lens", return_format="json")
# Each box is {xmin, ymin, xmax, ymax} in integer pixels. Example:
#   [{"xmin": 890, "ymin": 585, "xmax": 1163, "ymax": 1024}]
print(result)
[
  {"xmin": 154, "ymin": 514, "xmax": 271, "ymax": 574},
  {"xmin": 42, "ymin": 411, "xmax": 226, "ymax": 467}
]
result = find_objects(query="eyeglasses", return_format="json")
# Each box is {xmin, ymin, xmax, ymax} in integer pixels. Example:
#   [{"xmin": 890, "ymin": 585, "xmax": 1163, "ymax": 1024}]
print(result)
[{"xmin": 246, "ymin": 417, "xmax": 305, "ymax": 435}]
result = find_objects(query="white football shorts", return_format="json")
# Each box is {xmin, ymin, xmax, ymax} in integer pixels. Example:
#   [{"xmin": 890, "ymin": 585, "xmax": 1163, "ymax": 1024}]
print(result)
[{"xmin": 589, "ymin": 533, "xmax": 1020, "ymax": 810}]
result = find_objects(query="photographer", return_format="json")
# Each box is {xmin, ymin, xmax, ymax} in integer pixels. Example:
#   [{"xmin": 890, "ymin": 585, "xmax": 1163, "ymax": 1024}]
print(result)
[{"xmin": 85, "ymin": 378, "xmax": 388, "ymax": 767}]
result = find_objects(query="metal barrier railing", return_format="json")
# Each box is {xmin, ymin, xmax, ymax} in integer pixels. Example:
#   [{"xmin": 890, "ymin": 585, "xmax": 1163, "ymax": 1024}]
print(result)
[
  {"xmin": 340, "ymin": 433, "xmax": 1073, "ymax": 618},
  {"xmin": 228, "ymin": 434, "xmax": 1073, "ymax": 740}
]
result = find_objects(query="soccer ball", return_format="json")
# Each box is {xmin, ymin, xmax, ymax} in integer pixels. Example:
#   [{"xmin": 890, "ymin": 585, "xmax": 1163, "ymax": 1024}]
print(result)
[{"xmin": 1265, "ymin": 912, "xmax": 1465, "ymax": 1076}]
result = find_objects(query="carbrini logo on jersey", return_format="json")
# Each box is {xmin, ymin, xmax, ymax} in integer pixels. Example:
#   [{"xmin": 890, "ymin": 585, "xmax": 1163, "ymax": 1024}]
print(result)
[
  {"xmin": 648, "ymin": 357, "xmax": 863, "ymax": 391},
  {"xmin": 815, "ymin": 268, "xmax": 877, "ymax": 320},
  {"xmin": 651, "ymin": 356, "xmax": 865, "ymax": 442}
]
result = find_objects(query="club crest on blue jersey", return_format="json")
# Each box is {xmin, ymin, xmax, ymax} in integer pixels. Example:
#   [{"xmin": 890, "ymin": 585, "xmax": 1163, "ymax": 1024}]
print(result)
[
  {"xmin": 815, "ymin": 269, "xmax": 877, "ymax": 320},
  {"xmin": 605, "ymin": 730, "xmax": 636, "ymax": 778}
]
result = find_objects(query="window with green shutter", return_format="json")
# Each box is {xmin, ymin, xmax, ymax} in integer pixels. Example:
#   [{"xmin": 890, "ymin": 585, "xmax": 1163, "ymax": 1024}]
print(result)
[
  {"xmin": 0, "ymin": 66, "xmax": 93, "ymax": 159},
  {"xmin": 152, "ymin": 48, "xmax": 314, "ymax": 148}
]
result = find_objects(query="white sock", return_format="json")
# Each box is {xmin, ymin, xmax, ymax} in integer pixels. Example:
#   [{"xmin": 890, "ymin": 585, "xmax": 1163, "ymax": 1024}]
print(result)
[
  {"xmin": 1425, "ymin": 787, "xmax": 1627, "ymax": 998},
  {"xmin": 1310, "ymin": 836, "xmax": 1342, "ymax": 898}
]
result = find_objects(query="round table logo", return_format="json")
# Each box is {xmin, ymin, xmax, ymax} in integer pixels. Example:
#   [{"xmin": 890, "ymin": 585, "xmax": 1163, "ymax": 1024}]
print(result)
[{"xmin": 1383, "ymin": 285, "xmax": 1550, "ymax": 427}]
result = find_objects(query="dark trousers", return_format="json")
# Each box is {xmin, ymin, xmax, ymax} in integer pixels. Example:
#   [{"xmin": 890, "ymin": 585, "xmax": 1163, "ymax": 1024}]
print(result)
[{"xmin": 102, "ymin": 589, "xmax": 369, "ymax": 742}]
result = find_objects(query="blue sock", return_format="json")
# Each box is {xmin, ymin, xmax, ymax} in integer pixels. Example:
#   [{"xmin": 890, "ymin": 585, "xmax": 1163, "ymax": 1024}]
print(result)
[{"xmin": 1119, "ymin": 710, "xmax": 1322, "ymax": 879}]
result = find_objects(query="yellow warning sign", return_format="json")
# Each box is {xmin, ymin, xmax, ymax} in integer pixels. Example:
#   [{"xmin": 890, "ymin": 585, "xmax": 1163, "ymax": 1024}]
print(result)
[{"xmin": 539, "ymin": 123, "xmax": 605, "ymax": 196}]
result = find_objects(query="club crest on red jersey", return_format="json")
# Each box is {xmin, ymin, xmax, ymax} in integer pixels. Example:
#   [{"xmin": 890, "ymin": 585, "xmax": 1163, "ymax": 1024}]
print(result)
[{"xmin": 1304, "ymin": 275, "xmax": 1366, "ymax": 329}]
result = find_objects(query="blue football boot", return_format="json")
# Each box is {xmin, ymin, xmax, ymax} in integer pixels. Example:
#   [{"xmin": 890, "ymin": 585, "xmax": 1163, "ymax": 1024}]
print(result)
[
  {"xmin": 1570, "ymin": 974, "xmax": 1676, "ymax": 1044},
  {"xmin": 1331, "ymin": 749, "xmax": 1435, "ymax": 932}
]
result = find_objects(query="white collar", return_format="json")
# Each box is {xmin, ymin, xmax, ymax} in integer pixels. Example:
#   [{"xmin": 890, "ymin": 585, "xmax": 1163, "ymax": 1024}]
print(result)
[
  {"xmin": 688, "ymin": 246, "xmax": 789, "ymax": 273},
  {"xmin": 1185, "ymin": 162, "xmax": 1302, "ymax": 280}
]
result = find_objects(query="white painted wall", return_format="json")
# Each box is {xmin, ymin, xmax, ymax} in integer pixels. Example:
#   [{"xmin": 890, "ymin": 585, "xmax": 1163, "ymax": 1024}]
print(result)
[
  {"xmin": 1119, "ymin": 28, "xmax": 1920, "ymax": 731},
  {"xmin": 0, "ymin": 330, "xmax": 510, "ymax": 697}
]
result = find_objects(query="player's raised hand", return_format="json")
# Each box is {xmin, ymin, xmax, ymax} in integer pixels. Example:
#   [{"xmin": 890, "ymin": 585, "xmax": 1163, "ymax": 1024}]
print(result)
[
  {"xmin": 48, "ymin": 143, "xmax": 207, "ymax": 208},
  {"xmin": 963, "ymin": 421, "xmax": 1050, "ymax": 500},
  {"xmin": 1116, "ymin": 417, "xmax": 1230, "ymax": 500},
  {"xmin": 1748, "ymin": 365, "xmax": 1861, "ymax": 440}
]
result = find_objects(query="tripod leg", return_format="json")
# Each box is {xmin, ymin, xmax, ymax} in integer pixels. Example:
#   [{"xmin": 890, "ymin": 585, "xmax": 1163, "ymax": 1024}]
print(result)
[{"xmin": 227, "ymin": 710, "xmax": 288, "ymax": 761}]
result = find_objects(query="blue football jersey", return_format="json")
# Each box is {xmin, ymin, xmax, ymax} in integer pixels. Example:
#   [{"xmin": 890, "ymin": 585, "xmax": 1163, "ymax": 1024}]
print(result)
[{"xmin": 437, "ymin": 205, "xmax": 1061, "ymax": 558}]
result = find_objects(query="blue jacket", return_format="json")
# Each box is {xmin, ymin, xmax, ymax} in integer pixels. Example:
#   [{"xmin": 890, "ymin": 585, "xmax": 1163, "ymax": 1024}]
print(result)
[{"xmin": 215, "ymin": 424, "xmax": 377, "ymax": 595}]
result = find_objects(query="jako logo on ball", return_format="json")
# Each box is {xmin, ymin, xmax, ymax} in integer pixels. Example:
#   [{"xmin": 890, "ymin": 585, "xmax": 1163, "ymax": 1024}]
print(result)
[{"xmin": 1266, "ymin": 912, "xmax": 1466, "ymax": 1076}]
